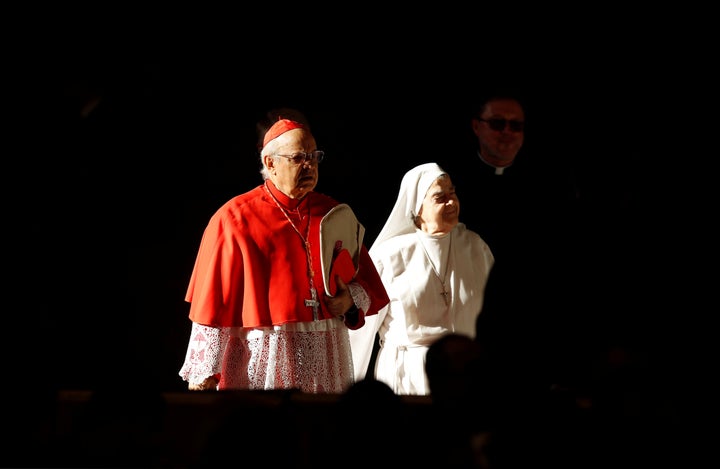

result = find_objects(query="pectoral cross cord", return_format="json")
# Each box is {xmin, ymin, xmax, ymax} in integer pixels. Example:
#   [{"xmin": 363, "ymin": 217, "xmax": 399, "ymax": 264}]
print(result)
[{"xmin": 264, "ymin": 182, "xmax": 320, "ymax": 320}]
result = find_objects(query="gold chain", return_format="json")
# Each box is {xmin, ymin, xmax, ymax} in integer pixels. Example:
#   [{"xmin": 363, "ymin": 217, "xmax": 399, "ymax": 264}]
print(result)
[{"xmin": 263, "ymin": 182, "xmax": 315, "ymax": 281}]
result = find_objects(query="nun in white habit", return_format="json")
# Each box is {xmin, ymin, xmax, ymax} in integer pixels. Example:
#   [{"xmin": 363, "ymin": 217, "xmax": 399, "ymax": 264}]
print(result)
[{"xmin": 349, "ymin": 162, "xmax": 495, "ymax": 395}]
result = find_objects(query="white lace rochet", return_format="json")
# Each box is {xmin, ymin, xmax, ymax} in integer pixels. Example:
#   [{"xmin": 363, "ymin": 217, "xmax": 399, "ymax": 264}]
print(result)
[{"xmin": 179, "ymin": 319, "xmax": 356, "ymax": 393}]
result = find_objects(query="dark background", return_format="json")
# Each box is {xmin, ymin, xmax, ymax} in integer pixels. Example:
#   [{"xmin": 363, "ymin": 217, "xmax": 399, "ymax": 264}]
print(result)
[{"xmin": 10, "ymin": 8, "xmax": 709, "ymax": 399}]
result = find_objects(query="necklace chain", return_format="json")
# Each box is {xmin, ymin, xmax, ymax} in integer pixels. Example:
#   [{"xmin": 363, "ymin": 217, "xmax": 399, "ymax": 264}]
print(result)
[
  {"xmin": 417, "ymin": 231, "xmax": 451, "ymax": 306},
  {"xmin": 264, "ymin": 182, "xmax": 320, "ymax": 318}
]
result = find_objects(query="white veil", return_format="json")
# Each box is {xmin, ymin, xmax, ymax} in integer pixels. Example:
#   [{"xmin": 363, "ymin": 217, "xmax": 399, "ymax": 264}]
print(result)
[{"xmin": 371, "ymin": 162, "xmax": 448, "ymax": 251}]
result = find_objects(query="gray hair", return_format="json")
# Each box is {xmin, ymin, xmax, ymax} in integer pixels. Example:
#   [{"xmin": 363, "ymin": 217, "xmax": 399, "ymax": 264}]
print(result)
[{"xmin": 259, "ymin": 139, "xmax": 280, "ymax": 180}]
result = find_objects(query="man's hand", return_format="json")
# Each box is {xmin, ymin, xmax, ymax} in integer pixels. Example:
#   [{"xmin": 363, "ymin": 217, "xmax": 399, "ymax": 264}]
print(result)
[
  {"xmin": 188, "ymin": 375, "xmax": 219, "ymax": 391},
  {"xmin": 324, "ymin": 276, "xmax": 354, "ymax": 318}
]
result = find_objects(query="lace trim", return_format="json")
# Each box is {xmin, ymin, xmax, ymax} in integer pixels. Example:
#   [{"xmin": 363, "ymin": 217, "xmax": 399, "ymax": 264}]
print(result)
[
  {"xmin": 178, "ymin": 324, "xmax": 229, "ymax": 386},
  {"xmin": 348, "ymin": 282, "xmax": 370, "ymax": 313},
  {"xmin": 179, "ymin": 320, "xmax": 355, "ymax": 393}
]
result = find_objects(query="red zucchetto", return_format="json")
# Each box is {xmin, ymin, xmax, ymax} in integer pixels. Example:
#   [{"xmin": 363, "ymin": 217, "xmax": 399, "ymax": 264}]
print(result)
[{"xmin": 262, "ymin": 119, "xmax": 305, "ymax": 148}]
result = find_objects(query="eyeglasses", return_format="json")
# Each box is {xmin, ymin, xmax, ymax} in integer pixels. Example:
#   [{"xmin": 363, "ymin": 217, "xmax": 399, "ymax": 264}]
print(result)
[
  {"xmin": 478, "ymin": 118, "xmax": 525, "ymax": 133},
  {"xmin": 275, "ymin": 150, "xmax": 325, "ymax": 165}
]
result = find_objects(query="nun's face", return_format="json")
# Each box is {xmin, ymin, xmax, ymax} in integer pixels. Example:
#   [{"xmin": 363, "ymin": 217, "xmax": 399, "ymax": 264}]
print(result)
[{"xmin": 417, "ymin": 175, "xmax": 459, "ymax": 236}]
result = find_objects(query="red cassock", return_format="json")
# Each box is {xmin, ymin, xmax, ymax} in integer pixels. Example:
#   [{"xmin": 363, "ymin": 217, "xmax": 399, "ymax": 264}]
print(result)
[{"xmin": 186, "ymin": 181, "xmax": 389, "ymax": 328}]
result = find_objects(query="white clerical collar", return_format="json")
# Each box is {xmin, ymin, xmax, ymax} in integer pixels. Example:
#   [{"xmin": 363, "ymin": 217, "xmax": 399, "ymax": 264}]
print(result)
[{"xmin": 477, "ymin": 150, "xmax": 512, "ymax": 175}]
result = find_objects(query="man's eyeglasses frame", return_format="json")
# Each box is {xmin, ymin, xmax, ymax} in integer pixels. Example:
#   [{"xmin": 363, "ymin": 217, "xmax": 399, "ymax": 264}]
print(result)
[
  {"xmin": 275, "ymin": 150, "xmax": 325, "ymax": 165},
  {"xmin": 477, "ymin": 118, "xmax": 525, "ymax": 133}
]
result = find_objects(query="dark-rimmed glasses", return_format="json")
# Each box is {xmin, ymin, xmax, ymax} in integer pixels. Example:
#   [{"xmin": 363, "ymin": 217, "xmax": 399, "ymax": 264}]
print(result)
[
  {"xmin": 275, "ymin": 150, "xmax": 325, "ymax": 165},
  {"xmin": 478, "ymin": 118, "xmax": 525, "ymax": 133}
]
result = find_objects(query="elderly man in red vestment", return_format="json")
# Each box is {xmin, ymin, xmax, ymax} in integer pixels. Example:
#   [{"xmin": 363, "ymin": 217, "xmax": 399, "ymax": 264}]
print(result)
[{"xmin": 179, "ymin": 117, "xmax": 389, "ymax": 393}]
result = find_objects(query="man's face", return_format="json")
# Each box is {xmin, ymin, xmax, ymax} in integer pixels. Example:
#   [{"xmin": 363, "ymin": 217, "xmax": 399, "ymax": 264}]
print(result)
[
  {"xmin": 471, "ymin": 98, "xmax": 525, "ymax": 167},
  {"xmin": 266, "ymin": 129, "xmax": 320, "ymax": 199}
]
